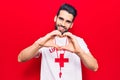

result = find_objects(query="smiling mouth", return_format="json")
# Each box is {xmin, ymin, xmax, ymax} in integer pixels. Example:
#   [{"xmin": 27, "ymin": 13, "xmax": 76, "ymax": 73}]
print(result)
[
  {"xmin": 55, "ymin": 25, "xmax": 68, "ymax": 34},
  {"xmin": 58, "ymin": 26, "xmax": 65, "ymax": 30},
  {"xmin": 58, "ymin": 26, "xmax": 66, "ymax": 33}
]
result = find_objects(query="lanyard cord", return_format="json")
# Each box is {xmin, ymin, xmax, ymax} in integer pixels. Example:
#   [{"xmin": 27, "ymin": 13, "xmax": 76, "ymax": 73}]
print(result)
[{"xmin": 54, "ymin": 37, "xmax": 68, "ymax": 78}]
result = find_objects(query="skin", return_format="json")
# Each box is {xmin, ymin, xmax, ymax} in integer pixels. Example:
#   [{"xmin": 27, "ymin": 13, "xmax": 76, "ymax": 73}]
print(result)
[{"xmin": 18, "ymin": 10, "xmax": 98, "ymax": 71}]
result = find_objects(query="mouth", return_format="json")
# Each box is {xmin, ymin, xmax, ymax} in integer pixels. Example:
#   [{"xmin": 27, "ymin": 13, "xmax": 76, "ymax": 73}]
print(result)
[
  {"xmin": 57, "ymin": 25, "xmax": 67, "ymax": 34},
  {"xmin": 58, "ymin": 26, "xmax": 65, "ymax": 31}
]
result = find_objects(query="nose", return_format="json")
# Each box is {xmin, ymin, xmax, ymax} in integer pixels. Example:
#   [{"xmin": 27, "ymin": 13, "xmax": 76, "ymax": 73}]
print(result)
[{"xmin": 61, "ymin": 21, "xmax": 66, "ymax": 27}]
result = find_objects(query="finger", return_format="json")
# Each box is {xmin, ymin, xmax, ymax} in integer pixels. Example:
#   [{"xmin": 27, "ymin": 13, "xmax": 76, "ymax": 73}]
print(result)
[
  {"xmin": 63, "ymin": 32, "xmax": 72, "ymax": 38},
  {"xmin": 63, "ymin": 32, "xmax": 67, "ymax": 36},
  {"xmin": 53, "ymin": 44, "xmax": 60, "ymax": 48},
  {"xmin": 61, "ymin": 46, "xmax": 74, "ymax": 53},
  {"xmin": 54, "ymin": 30, "xmax": 62, "ymax": 36},
  {"xmin": 50, "ymin": 30, "xmax": 59, "ymax": 36}
]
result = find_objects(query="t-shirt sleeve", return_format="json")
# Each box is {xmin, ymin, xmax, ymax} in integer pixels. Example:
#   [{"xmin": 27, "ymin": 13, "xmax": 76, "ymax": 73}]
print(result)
[
  {"xmin": 76, "ymin": 37, "xmax": 90, "ymax": 53},
  {"xmin": 34, "ymin": 47, "xmax": 44, "ymax": 58}
]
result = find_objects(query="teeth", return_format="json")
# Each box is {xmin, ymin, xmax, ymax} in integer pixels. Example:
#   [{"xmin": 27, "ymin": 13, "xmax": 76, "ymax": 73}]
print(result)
[{"xmin": 59, "ymin": 26, "xmax": 64, "ymax": 30}]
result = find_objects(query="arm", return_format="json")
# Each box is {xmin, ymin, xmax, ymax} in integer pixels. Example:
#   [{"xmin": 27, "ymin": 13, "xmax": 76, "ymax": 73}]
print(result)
[
  {"xmin": 18, "ymin": 30, "xmax": 62, "ymax": 62},
  {"xmin": 76, "ymin": 47, "xmax": 98, "ymax": 71},
  {"xmin": 18, "ymin": 36, "xmax": 48, "ymax": 62},
  {"xmin": 63, "ymin": 32, "xmax": 99, "ymax": 71},
  {"xmin": 18, "ymin": 43, "xmax": 40, "ymax": 62}
]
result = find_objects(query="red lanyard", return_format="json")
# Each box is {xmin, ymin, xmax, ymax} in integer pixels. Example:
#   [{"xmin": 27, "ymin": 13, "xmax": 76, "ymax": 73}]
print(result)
[{"xmin": 54, "ymin": 37, "xmax": 69, "ymax": 78}]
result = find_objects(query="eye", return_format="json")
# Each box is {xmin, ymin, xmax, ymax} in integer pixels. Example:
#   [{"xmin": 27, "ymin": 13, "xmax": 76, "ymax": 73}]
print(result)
[
  {"xmin": 58, "ymin": 17, "xmax": 64, "ymax": 21},
  {"xmin": 66, "ymin": 20, "xmax": 72, "ymax": 24}
]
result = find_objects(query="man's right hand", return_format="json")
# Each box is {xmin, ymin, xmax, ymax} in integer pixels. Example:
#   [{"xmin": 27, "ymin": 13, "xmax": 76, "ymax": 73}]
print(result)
[
  {"xmin": 35, "ymin": 30, "xmax": 62, "ymax": 48},
  {"xmin": 18, "ymin": 31, "xmax": 62, "ymax": 62},
  {"xmin": 46, "ymin": 30, "xmax": 62, "ymax": 38}
]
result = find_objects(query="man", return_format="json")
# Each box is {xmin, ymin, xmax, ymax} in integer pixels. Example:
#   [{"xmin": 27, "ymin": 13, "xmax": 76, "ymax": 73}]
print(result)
[{"xmin": 18, "ymin": 3, "xmax": 98, "ymax": 80}]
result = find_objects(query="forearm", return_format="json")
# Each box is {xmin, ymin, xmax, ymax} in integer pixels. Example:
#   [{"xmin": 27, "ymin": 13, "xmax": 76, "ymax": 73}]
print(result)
[
  {"xmin": 18, "ymin": 30, "xmax": 61, "ymax": 62},
  {"xmin": 76, "ymin": 49, "xmax": 98, "ymax": 71},
  {"xmin": 18, "ymin": 41, "xmax": 41, "ymax": 62},
  {"xmin": 71, "ymin": 36, "xmax": 98, "ymax": 71}
]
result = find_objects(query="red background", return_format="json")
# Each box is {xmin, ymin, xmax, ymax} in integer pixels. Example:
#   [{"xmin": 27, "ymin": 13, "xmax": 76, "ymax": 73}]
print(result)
[{"xmin": 0, "ymin": 0, "xmax": 120, "ymax": 80}]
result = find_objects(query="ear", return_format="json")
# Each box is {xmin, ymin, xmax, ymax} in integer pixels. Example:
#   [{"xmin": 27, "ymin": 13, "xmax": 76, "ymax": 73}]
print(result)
[
  {"xmin": 70, "ymin": 23, "xmax": 73, "ymax": 28},
  {"xmin": 54, "ymin": 16, "xmax": 57, "ymax": 22}
]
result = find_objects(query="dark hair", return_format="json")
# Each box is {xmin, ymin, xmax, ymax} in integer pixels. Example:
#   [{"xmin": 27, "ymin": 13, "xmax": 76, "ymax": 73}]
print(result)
[{"xmin": 57, "ymin": 3, "xmax": 77, "ymax": 21}]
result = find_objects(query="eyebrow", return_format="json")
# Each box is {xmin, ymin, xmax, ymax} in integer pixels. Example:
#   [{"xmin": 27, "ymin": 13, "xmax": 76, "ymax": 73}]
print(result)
[
  {"xmin": 58, "ymin": 17, "xmax": 72, "ymax": 23},
  {"xmin": 58, "ymin": 17, "xmax": 64, "ymax": 20}
]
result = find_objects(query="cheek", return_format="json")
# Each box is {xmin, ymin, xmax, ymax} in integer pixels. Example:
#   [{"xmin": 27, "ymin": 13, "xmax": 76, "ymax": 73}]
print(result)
[
  {"xmin": 66, "ymin": 24, "xmax": 72, "ymax": 29},
  {"xmin": 55, "ymin": 20, "xmax": 60, "ymax": 25}
]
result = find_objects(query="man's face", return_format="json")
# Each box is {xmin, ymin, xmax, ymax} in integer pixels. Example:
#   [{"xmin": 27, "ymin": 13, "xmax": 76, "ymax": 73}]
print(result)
[{"xmin": 54, "ymin": 10, "xmax": 74, "ymax": 34}]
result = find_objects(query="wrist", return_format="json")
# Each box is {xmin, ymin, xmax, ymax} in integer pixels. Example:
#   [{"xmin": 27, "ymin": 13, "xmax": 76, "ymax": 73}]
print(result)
[
  {"xmin": 34, "ymin": 38, "xmax": 45, "ymax": 47},
  {"xmin": 75, "ymin": 48, "xmax": 84, "ymax": 56},
  {"xmin": 33, "ymin": 41, "xmax": 42, "ymax": 49},
  {"xmin": 35, "ymin": 36, "xmax": 49, "ymax": 47}
]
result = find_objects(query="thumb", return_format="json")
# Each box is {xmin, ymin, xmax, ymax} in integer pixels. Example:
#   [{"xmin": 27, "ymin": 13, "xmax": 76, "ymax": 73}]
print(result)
[
  {"xmin": 52, "ymin": 44, "xmax": 61, "ymax": 49},
  {"xmin": 61, "ymin": 46, "xmax": 75, "ymax": 53}
]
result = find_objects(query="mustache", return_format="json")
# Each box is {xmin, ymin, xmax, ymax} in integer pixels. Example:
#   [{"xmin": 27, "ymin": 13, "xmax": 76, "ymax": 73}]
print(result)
[
  {"xmin": 56, "ymin": 25, "xmax": 67, "ymax": 30},
  {"xmin": 59, "ymin": 25, "xmax": 66, "ymax": 29},
  {"xmin": 55, "ymin": 25, "xmax": 68, "ymax": 34}
]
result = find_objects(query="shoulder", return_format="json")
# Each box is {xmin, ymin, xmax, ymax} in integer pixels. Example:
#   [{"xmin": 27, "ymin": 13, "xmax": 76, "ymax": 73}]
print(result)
[
  {"xmin": 73, "ymin": 35, "xmax": 85, "ymax": 42},
  {"xmin": 73, "ymin": 35, "xmax": 88, "ymax": 47},
  {"xmin": 73, "ymin": 35, "xmax": 90, "ymax": 53}
]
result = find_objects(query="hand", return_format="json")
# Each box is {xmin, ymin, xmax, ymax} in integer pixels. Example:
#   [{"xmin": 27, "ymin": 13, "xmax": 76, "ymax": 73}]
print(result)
[
  {"xmin": 36, "ymin": 31, "xmax": 81, "ymax": 53},
  {"xmin": 35, "ymin": 30, "xmax": 62, "ymax": 49},
  {"xmin": 43, "ymin": 38, "xmax": 61, "ymax": 49},
  {"xmin": 46, "ymin": 30, "xmax": 62, "ymax": 39},
  {"xmin": 63, "ymin": 32, "xmax": 75, "ymax": 40},
  {"xmin": 60, "ymin": 38, "xmax": 75, "ymax": 52},
  {"xmin": 62, "ymin": 32, "xmax": 81, "ymax": 54}
]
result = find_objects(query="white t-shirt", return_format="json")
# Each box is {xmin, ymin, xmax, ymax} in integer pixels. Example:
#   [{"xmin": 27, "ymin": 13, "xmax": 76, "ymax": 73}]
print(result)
[{"xmin": 38, "ymin": 36, "xmax": 90, "ymax": 80}]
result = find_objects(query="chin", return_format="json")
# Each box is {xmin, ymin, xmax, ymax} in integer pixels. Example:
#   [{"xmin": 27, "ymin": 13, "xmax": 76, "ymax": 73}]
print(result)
[{"xmin": 62, "ymin": 31, "xmax": 68, "ymax": 35}]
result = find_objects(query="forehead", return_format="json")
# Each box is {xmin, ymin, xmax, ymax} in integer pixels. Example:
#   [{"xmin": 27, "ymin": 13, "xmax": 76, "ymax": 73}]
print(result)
[{"xmin": 58, "ymin": 10, "xmax": 74, "ymax": 21}]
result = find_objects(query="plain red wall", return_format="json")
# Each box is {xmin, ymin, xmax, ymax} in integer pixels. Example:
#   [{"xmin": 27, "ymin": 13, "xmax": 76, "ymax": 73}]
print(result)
[{"xmin": 0, "ymin": 0, "xmax": 120, "ymax": 80}]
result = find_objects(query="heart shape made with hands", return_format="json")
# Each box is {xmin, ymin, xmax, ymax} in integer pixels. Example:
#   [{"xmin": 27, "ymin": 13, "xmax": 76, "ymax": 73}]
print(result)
[{"xmin": 43, "ymin": 36, "xmax": 75, "ymax": 52}]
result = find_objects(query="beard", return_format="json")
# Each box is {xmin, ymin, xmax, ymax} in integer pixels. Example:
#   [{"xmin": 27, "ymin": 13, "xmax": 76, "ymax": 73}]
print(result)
[{"xmin": 55, "ymin": 24, "xmax": 68, "ymax": 34}]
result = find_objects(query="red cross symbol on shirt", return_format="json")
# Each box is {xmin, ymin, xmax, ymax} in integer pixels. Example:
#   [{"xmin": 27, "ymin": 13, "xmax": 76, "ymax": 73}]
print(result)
[{"xmin": 55, "ymin": 54, "xmax": 69, "ymax": 67}]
